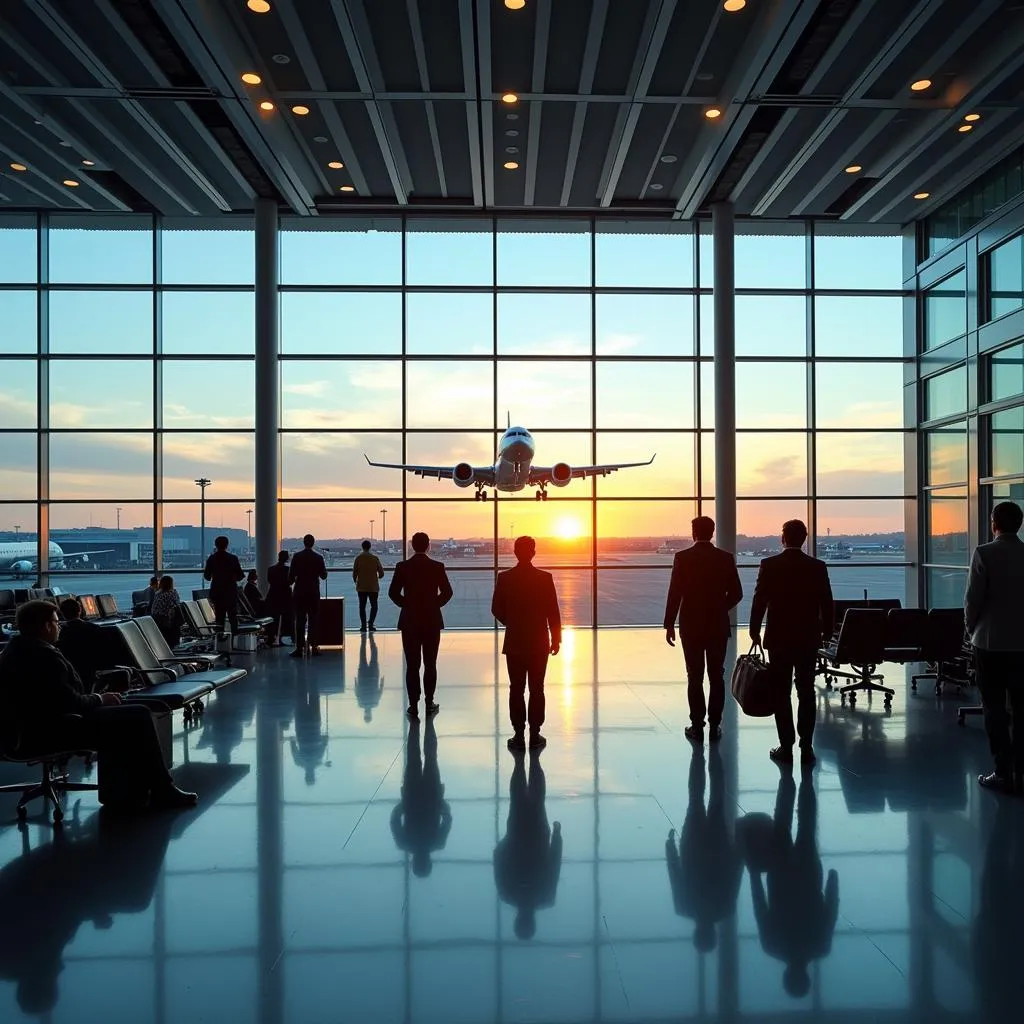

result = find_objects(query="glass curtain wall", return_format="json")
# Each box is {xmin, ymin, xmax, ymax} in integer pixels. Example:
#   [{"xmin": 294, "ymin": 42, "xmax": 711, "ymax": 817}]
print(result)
[{"xmin": 1, "ymin": 214, "xmax": 910, "ymax": 623}]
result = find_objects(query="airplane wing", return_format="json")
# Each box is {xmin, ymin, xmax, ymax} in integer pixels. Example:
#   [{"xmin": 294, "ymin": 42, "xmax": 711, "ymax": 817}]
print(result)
[
  {"xmin": 364, "ymin": 455, "xmax": 496, "ymax": 487},
  {"xmin": 529, "ymin": 455, "xmax": 656, "ymax": 485},
  {"xmin": 59, "ymin": 549, "xmax": 115, "ymax": 560}
]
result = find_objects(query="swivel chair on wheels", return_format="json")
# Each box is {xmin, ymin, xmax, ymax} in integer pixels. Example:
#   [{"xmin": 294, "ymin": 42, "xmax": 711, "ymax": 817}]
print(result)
[{"xmin": 818, "ymin": 609, "xmax": 894, "ymax": 710}]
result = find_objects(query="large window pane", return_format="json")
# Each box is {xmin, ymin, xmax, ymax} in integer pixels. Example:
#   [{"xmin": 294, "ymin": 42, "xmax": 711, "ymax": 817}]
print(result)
[
  {"xmin": 280, "ymin": 224, "xmax": 402, "ymax": 285},
  {"xmin": 406, "ymin": 223, "xmax": 493, "ymax": 286},
  {"xmin": 282, "ymin": 360, "xmax": 400, "ymax": 429},
  {"xmin": 815, "ymin": 296, "xmax": 904, "ymax": 357},
  {"xmin": 815, "ymin": 498, "xmax": 906, "ymax": 537},
  {"xmin": 595, "ymin": 501, "xmax": 694, "ymax": 564},
  {"xmin": 164, "ymin": 360, "xmax": 254, "ymax": 429},
  {"xmin": 402, "ymin": 500, "xmax": 494, "ymax": 553},
  {"xmin": 926, "ymin": 488, "xmax": 968, "ymax": 565},
  {"xmin": 161, "ymin": 503, "xmax": 252, "ymax": 569},
  {"xmin": 815, "ymin": 363, "xmax": 903, "ymax": 428},
  {"xmin": 595, "ymin": 433, "xmax": 692, "ymax": 497},
  {"xmin": 162, "ymin": 433, "xmax": 254, "ymax": 499},
  {"xmin": 816, "ymin": 433, "xmax": 905, "ymax": 496},
  {"xmin": 924, "ymin": 270, "xmax": 967, "ymax": 349},
  {"xmin": 735, "ymin": 227, "xmax": 805, "ymax": 288},
  {"xmin": 597, "ymin": 566, "xmax": 673, "ymax": 626},
  {"xmin": 700, "ymin": 295, "xmax": 806, "ymax": 357},
  {"xmin": 926, "ymin": 566, "xmax": 968, "ymax": 609},
  {"xmin": 281, "ymin": 292, "xmax": 401, "ymax": 355},
  {"xmin": 990, "ymin": 406, "xmax": 1024, "ymax": 478},
  {"xmin": 988, "ymin": 233, "xmax": 1023, "ymax": 320},
  {"xmin": 497, "ymin": 361, "xmax": 590, "ymax": 429},
  {"xmin": 402, "ymin": 433, "xmax": 497, "ymax": 497},
  {"xmin": 827, "ymin": 561, "xmax": 908, "ymax": 605},
  {"xmin": 49, "ymin": 219, "xmax": 152, "ymax": 284},
  {"xmin": 736, "ymin": 432, "xmax": 807, "ymax": 496},
  {"xmin": 0, "ymin": 504, "xmax": 36, "ymax": 535},
  {"xmin": 990, "ymin": 341, "xmax": 1024, "ymax": 402},
  {"xmin": 407, "ymin": 293, "xmax": 493, "ymax": 355},
  {"xmin": 50, "ymin": 291, "xmax": 152, "ymax": 354},
  {"xmin": 161, "ymin": 226, "xmax": 254, "ymax": 285},
  {"xmin": 282, "ymin": 432, "xmax": 403, "ymax": 499},
  {"xmin": 0, "ymin": 359, "xmax": 36, "ymax": 427},
  {"xmin": 926, "ymin": 424, "xmax": 968, "ymax": 485},
  {"xmin": 49, "ymin": 503, "xmax": 154, "ymax": 572},
  {"xmin": 50, "ymin": 432, "xmax": 153, "ymax": 499},
  {"xmin": 406, "ymin": 362, "xmax": 492, "ymax": 429},
  {"xmin": 813, "ymin": 230, "xmax": 904, "ymax": 290},
  {"xmin": 0, "ymin": 291, "xmax": 36, "ymax": 353},
  {"xmin": 497, "ymin": 293, "xmax": 590, "ymax": 355},
  {"xmin": 594, "ymin": 225, "xmax": 693, "ymax": 287},
  {"xmin": 737, "ymin": 500, "xmax": 808, "ymax": 548},
  {"xmin": 596, "ymin": 362, "xmax": 693, "ymax": 428},
  {"xmin": 496, "ymin": 223, "xmax": 590, "ymax": 286},
  {"xmin": 597, "ymin": 294, "xmax": 692, "ymax": 356},
  {"xmin": 162, "ymin": 292, "xmax": 254, "ymax": 354},
  {"xmin": 925, "ymin": 365, "xmax": 966, "ymax": 420},
  {"xmin": 0, "ymin": 217, "xmax": 37, "ymax": 283},
  {"xmin": 497, "ymin": 498, "xmax": 592, "ymax": 566},
  {"xmin": 737, "ymin": 363, "xmax": 806, "ymax": 428},
  {"xmin": 2, "ymin": 432, "xmax": 36, "ymax": 499},
  {"xmin": 50, "ymin": 360, "xmax": 152, "ymax": 428}
]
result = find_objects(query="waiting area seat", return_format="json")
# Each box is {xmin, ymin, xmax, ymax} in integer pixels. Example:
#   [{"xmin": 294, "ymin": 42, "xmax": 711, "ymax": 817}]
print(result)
[
  {"xmin": 818, "ymin": 608, "xmax": 895, "ymax": 709},
  {"xmin": 95, "ymin": 594, "xmax": 128, "ymax": 622},
  {"xmin": 196, "ymin": 597, "xmax": 263, "ymax": 635},
  {"xmin": 881, "ymin": 608, "xmax": 929, "ymax": 664},
  {"xmin": 134, "ymin": 615, "xmax": 226, "ymax": 672},
  {"xmin": 911, "ymin": 608, "xmax": 973, "ymax": 695}
]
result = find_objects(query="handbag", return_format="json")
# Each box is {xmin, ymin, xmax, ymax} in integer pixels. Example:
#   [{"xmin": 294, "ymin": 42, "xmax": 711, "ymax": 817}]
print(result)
[{"xmin": 730, "ymin": 643, "xmax": 780, "ymax": 717}]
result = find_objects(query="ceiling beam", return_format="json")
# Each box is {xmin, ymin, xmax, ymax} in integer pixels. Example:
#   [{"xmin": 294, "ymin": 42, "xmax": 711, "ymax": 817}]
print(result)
[
  {"xmin": 473, "ymin": 0, "xmax": 495, "ymax": 208},
  {"xmin": 459, "ymin": 0, "xmax": 483, "ymax": 207},
  {"xmin": 523, "ymin": 0, "xmax": 551, "ymax": 207},
  {"xmin": 406, "ymin": 0, "xmax": 447, "ymax": 198}
]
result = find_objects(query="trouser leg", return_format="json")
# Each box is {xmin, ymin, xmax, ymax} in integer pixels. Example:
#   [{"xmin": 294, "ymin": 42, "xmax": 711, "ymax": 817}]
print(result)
[
  {"xmin": 681, "ymin": 637, "xmax": 707, "ymax": 728},
  {"xmin": 421, "ymin": 631, "xmax": 441, "ymax": 703},
  {"xmin": 358, "ymin": 592, "xmax": 368, "ymax": 627},
  {"xmin": 403, "ymin": 631, "xmax": 423, "ymax": 705},
  {"xmin": 976, "ymin": 649, "xmax": 1014, "ymax": 776},
  {"xmin": 226, "ymin": 598, "xmax": 239, "ymax": 635},
  {"xmin": 368, "ymin": 592, "xmax": 379, "ymax": 625},
  {"xmin": 527, "ymin": 654, "xmax": 548, "ymax": 733},
  {"xmin": 1006, "ymin": 665, "xmax": 1024, "ymax": 778},
  {"xmin": 506, "ymin": 655, "xmax": 528, "ymax": 733},
  {"xmin": 294, "ymin": 600, "xmax": 309, "ymax": 649},
  {"xmin": 307, "ymin": 598, "xmax": 320, "ymax": 647},
  {"xmin": 771, "ymin": 650, "xmax": 797, "ymax": 747},
  {"xmin": 793, "ymin": 652, "xmax": 817, "ymax": 747},
  {"xmin": 706, "ymin": 634, "xmax": 728, "ymax": 728}
]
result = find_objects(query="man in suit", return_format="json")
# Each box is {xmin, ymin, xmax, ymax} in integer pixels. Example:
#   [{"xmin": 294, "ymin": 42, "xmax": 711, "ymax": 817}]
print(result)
[
  {"xmin": 265, "ymin": 550, "xmax": 292, "ymax": 646},
  {"xmin": 289, "ymin": 534, "xmax": 328, "ymax": 658},
  {"xmin": 964, "ymin": 500, "xmax": 1024, "ymax": 794},
  {"xmin": 203, "ymin": 535, "xmax": 244, "ymax": 635},
  {"xmin": 388, "ymin": 532, "xmax": 453, "ymax": 718},
  {"xmin": 664, "ymin": 516, "xmax": 743, "ymax": 743},
  {"xmin": 56, "ymin": 597, "xmax": 107, "ymax": 691},
  {"xmin": 749, "ymin": 519, "xmax": 834, "ymax": 767},
  {"xmin": 492, "ymin": 536, "xmax": 562, "ymax": 752}
]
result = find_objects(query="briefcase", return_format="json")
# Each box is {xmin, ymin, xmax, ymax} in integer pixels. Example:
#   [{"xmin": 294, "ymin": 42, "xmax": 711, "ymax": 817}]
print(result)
[{"xmin": 730, "ymin": 644, "xmax": 779, "ymax": 718}]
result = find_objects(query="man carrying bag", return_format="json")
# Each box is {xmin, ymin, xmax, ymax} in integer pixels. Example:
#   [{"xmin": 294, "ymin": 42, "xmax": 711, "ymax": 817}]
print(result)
[{"xmin": 731, "ymin": 642, "xmax": 780, "ymax": 719}]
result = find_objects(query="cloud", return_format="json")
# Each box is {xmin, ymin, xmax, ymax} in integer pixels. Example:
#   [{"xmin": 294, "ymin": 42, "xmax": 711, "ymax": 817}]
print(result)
[
  {"xmin": 282, "ymin": 380, "xmax": 331, "ymax": 397},
  {"xmin": 348, "ymin": 365, "xmax": 402, "ymax": 391},
  {"xmin": 596, "ymin": 333, "xmax": 640, "ymax": 355}
]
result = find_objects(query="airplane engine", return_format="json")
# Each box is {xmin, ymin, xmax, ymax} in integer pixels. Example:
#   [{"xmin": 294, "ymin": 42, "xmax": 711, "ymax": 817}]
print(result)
[
  {"xmin": 12, "ymin": 560, "xmax": 32, "ymax": 573},
  {"xmin": 550, "ymin": 462, "xmax": 573, "ymax": 487},
  {"xmin": 453, "ymin": 462, "xmax": 475, "ymax": 488}
]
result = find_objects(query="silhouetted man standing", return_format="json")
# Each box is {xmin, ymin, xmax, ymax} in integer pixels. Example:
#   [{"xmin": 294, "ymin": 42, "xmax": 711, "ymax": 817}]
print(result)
[
  {"xmin": 204, "ymin": 535, "xmax": 244, "ymax": 635},
  {"xmin": 664, "ymin": 516, "xmax": 742, "ymax": 743},
  {"xmin": 965, "ymin": 500, "xmax": 1024, "ymax": 794},
  {"xmin": 492, "ymin": 535, "xmax": 561, "ymax": 752},
  {"xmin": 353, "ymin": 539, "xmax": 385, "ymax": 632},
  {"xmin": 749, "ymin": 520, "xmax": 833, "ymax": 767},
  {"xmin": 289, "ymin": 534, "xmax": 328, "ymax": 658},
  {"xmin": 265, "ymin": 550, "xmax": 291, "ymax": 646},
  {"xmin": 389, "ymin": 532, "xmax": 453, "ymax": 718}
]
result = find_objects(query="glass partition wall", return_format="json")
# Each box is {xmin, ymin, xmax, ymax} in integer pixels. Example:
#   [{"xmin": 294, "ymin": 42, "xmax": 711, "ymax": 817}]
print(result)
[{"xmin": 0, "ymin": 214, "xmax": 911, "ymax": 624}]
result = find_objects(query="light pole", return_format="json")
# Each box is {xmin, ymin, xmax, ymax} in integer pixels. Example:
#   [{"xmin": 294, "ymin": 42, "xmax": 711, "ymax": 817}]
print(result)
[
  {"xmin": 369, "ymin": 519, "xmax": 375, "ymax": 542},
  {"xmin": 13, "ymin": 525, "xmax": 20, "ymax": 537},
  {"xmin": 246, "ymin": 508, "xmax": 253, "ymax": 560},
  {"xmin": 195, "ymin": 477, "xmax": 212, "ymax": 564},
  {"xmin": 116, "ymin": 507, "xmax": 123, "ymax": 531},
  {"xmin": 380, "ymin": 508, "xmax": 387, "ymax": 547}
]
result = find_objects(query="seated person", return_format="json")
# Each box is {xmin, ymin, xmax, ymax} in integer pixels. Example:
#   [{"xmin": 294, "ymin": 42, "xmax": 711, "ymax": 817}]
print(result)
[
  {"xmin": 244, "ymin": 570, "xmax": 265, "ymax": 616},
  {"xmin": 0, "ymin": 600, "xmax": 197, "ymax": 811},
  {"xmin": 55, "ymin": 598, "xmax": 105, "ymax": 691},
  {"xmin": 150, "ymin": 576, "xmax": 183, "ymax": 647},
  {"xmin": 145, "ymin": 576, "xmax": 159, "ymax": 613}
]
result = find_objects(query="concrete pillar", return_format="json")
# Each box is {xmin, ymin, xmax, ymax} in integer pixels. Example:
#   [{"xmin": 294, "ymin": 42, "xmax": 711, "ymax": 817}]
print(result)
[
  {"xmin": 712, "ymin": 203, "xmax": 737, "ymax": 575},
  {"xmin": 255, "ymin": 200, "xmax": 280, "ymax": 578}
]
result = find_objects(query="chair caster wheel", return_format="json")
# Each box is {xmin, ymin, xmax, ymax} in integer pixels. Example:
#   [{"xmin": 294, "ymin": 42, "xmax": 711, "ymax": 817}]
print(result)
[{"xmin": 16, "ymin": 806, "xmax": 27, "ymax": 822}]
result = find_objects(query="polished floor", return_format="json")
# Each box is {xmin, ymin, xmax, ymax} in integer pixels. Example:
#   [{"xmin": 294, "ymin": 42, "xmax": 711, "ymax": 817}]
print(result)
[{"xmin": 0, "ymin": 628, "xmax": 1021, "ymax": 1024}]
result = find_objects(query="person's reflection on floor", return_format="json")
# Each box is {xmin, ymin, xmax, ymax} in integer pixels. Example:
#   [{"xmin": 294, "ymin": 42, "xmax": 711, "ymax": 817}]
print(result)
[
  {"xmin": 355, "ymin": 633, "xmax": 384, "ymax": 723},
  {"xmin": 290, "ymin": 678, "xmax": 329, "ymax": 785},
  {"xmin": 0, "ymin": 811, "xmax": 173, "ymax": 1015},
  {"xmin": 741, "ymin": 769, "xmax": 839, "ymax": 998},
  {"xmin": 390, "ymin": 717, "xmax": 450, "ymax": 876},
  {"xmin": 494, "ymin": 750, "xmax": 562, "ymax": 940},
  {"xmin": 666, "ymin": 743, "xmax": 741, "ymax": 951},
  {"xmin": 973, "ymin": 800, "xmax": 1024, "ymax": 1017}
]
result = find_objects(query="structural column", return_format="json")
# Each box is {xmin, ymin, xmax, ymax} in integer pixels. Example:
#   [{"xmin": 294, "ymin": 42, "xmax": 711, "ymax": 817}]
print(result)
[
  {"xmin": 712, "ymin": 202, "xmax": 737, "ymax": 574},
  {"xmin": 255, "ymin": 199, "xmax": 280, "ymax": 577}
]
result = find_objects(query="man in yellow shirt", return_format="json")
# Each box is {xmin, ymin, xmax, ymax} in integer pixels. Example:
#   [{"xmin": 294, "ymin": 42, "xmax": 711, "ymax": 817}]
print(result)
[{"xmin": 353, "ymin": 540, "xmax": 385, "ymax": 632}]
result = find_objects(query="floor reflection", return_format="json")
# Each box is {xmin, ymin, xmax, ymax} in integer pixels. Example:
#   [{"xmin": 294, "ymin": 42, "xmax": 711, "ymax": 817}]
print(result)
[
  {"xmin": 390, "ymin": 718, "xmax": 450, "ymax": 876},
  {"xmin": 355, "ymin": 634, "xmax": 384, "ymax": 723}
]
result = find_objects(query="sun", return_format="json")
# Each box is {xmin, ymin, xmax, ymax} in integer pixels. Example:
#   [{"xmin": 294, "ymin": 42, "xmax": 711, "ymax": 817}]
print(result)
[{"xmin": 553, "ymin": 516, "xmax": 583, "ymax": 541}]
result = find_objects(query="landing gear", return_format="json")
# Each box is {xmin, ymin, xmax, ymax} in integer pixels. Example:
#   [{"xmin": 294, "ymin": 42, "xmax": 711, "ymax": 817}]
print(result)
[
  {"xmin": 474, "ymin": 488, "xmax": 489, "ymax": 502},
  {"xmin": 535, "ymin": 487, "xmax": 548, "ymax": 502}
]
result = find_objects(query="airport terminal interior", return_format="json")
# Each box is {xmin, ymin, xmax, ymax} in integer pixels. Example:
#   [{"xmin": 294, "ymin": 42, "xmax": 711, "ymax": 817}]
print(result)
[{"xmin": 1, "ymin": 0, "xmax": 1024, "ymax": 1021}]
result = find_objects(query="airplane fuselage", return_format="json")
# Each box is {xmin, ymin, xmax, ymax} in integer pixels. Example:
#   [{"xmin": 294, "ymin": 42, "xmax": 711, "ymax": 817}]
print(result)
[
  {"xmin": 0, "ymin": 541, "xmax": 68, "ymax": 574},
  {"xmin": 493, "ymin": 427, "xmax": 536, "ymax": 492}
]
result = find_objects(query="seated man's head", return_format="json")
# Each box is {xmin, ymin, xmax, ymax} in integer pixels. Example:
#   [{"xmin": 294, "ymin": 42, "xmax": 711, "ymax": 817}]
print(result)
[
  {"xmin": 247, "ymin": 569, "xmax": 259, "ymax": 584},
  {"xmin": 59, "ymin": 597, "xmax": 82, "ymax": 620},
  {"xmin": 691, "ymin": 516, "xmax": 715, "ymax": 543},
  {"xmin": 160, "ymin": 575, "xmax": 175, "ymax": 591},
  {"xmin": 992, "ymin": 500, "xmax": 1023, "ymax": 536},
  {"xmin": 277, "ymin": 549, "xmax": 289, "ymax": 564},
  {"xmin": 16, "ymin": 599, "xmax": 60, "ymax": 644},
  {"xmin": 411, "ymin": 532, "xmax": 430, "ymax": 554},
  {"xmin": 361, "ymin": 540, "xmax": 371, "ymax": 551},
  {"xmin": 149, "ymin": 575, "xmax": 159, "ymax": 589},
  {"xmin": 214, "ymin": 535, "xmax": 229, "ymax": 551},
  {"xmin": 514, "ymin": 535, "xmax": 536, "ymax": 564},
  {"xmin": 303, "ymin": 534, "xmax": 315, "ymax": 548},
  {"xmin": 781, "ymin": 519, "xmax": 808, "ymax": 549}
]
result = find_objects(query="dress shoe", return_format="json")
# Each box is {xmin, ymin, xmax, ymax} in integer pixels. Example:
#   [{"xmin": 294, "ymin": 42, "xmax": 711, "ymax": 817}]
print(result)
[
  {"xmin": 708, "ymin": 725, "xmax": 722, "ymax": 742},
  {"xmin": 310, "ymin": 646, "xmax": 321, "ymax": 657},
  {"xmin": 529, "ymin": 733, "xmax": 547, "ymax": 750},
  {"xmin": 978, "ymin": 772, "xmax": 1015, "ymax": 794},
  {"xmin": 151, "ymin": 786, "xmax": 198, "ymax": 810},
  {"xmin": 684, "ymin": 725, "xmax": 704, "ymax": 743},
  {"xmin": 770, "ymin": 746, "xmax": 794, "ymax": 765},
  {"xmin": 801, "ymin": 747, "xmax": 817, "ymax": 766},
  {"xmin": 406, "ymin": 705, "xmax": 419, "ymax": 720},
  {"xmin": 426, "ymin": 702, "xmax": 440, "ymax": 716},
  {"xmin": 507, "ymin": 734, "xmax": 526, "ymax": 752},
  {"xmin": 368, "ymin": 624, "xmax": 377, "ymax": 632}
]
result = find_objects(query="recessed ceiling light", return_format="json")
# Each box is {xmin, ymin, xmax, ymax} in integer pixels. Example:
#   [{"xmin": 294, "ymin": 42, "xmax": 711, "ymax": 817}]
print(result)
[
  {"xmin": 695, "ymin": 72, "xmax": 714, "ymax": 82},
  {"xmin": 328, "ymin": 160, "xmax": 344, "ymax": 169},
  {"xmin": 292, "ymin": 105, "xmax": 310, "ymax": 116},
  {"xmin": 247, "ymin": 0, "xmax": 271, "ymax": 12},
  {"xmin": 59, "ymin": 141, "xmax": 72, "ymax": 148},
  {"xmin": 9, "ymin": 162, "xmax": 27, "ymax": 172},
  {"xmin": 505, "ymin": 146, "xmax": 519, "ymax": 154},
  {"xmin": 313, "ymin": 136, "xmax": 328, "ymax": 143},
  {"xmin": 501, "ymin": 92, "xmax": 518, "ymax": 104},
  {"xmin": 964, "ymin": 112, "xmax": 981, "ymax": 122},
  {"xmin": 649, "ymin": 183, "xmax": 664, "ymax": 190},
  {"xmin": 845, "ymin": 164, "xmax": 862, "ymax": 173},
  {"xmin": 704, "ymin": 107, "xmax": 722, "ymax": 119},
  {"xmin": 506, "ymin": 113, "xmax": 519, "ymax": 121},
  {"xmin": 241, "ymin": 72, "xmax": 262, "ymax": 85},
  {"xmin": 723, "ymin": 0, "xmax": 746, "ymax": 10},
  {"xmin": 259, "ymin": 101, "xmax": 275, "ymax": 111},
  {"xmin": 503, "ymin": 161, "xmax": 519, "ymax": 170},
  {"xmin": 81, "ymin": 159, "xmax": 95, "ymax": 166},
  {"xmin": 505, "ymin": 129, "xmax": 519, "ymax": 137},
  {"xmin": 913, "ymin": 191, "xmax": 930, "ymax": 200},
  {"xmin": 340, "ymin": 185, "xmax": 355, "ymax": 192},
  {"xmin": 958, "ymin": 124, "xmax": 973, "ymax": 133},
  {"xmin": 660, "ymin": 154, "xmax": 677, "ymax": 164},
  {"xmin": 910, "ymin": 78, "xmax": 932, "ymax": 91},
  {"xmin": 504, "ymin": 0, "xmax": 526, "ymax": 8},
  {"xmin": 272, "ymin": 54, "xmax": 291, "ymax": 64},
  {"xmin": 63, "ymin": 179, "xmax": 80, "ymax": 187}
]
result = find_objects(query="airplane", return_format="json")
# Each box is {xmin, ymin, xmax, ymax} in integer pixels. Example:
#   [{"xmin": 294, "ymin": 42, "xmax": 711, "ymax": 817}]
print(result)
[
  {"xmin": 0, "ymin": 541, "xmax": 114, "ymax": 577},
  {"xmin": 366, "ymin": 424, "xmax": 655, "ymax": 501}
]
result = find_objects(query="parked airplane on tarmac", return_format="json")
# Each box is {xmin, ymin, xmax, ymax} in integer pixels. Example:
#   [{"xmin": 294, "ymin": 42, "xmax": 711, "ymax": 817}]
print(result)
[
  {"xmin": 0, "ymin": 541, "xmax": 113, "ymax": 577},
  {"xmin": 366, "ymin": 425, "xmax": 655, "ymax": 501}
]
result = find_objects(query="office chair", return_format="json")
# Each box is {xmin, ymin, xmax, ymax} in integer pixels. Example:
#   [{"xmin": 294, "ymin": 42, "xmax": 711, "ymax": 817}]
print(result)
[
  {"xmin": 911, "ymin": 609, "xmax": 972, "ymax": 696},
  {"xmin": 819, "ymin": 609, "xmax": 894, "ymax": 709}
]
